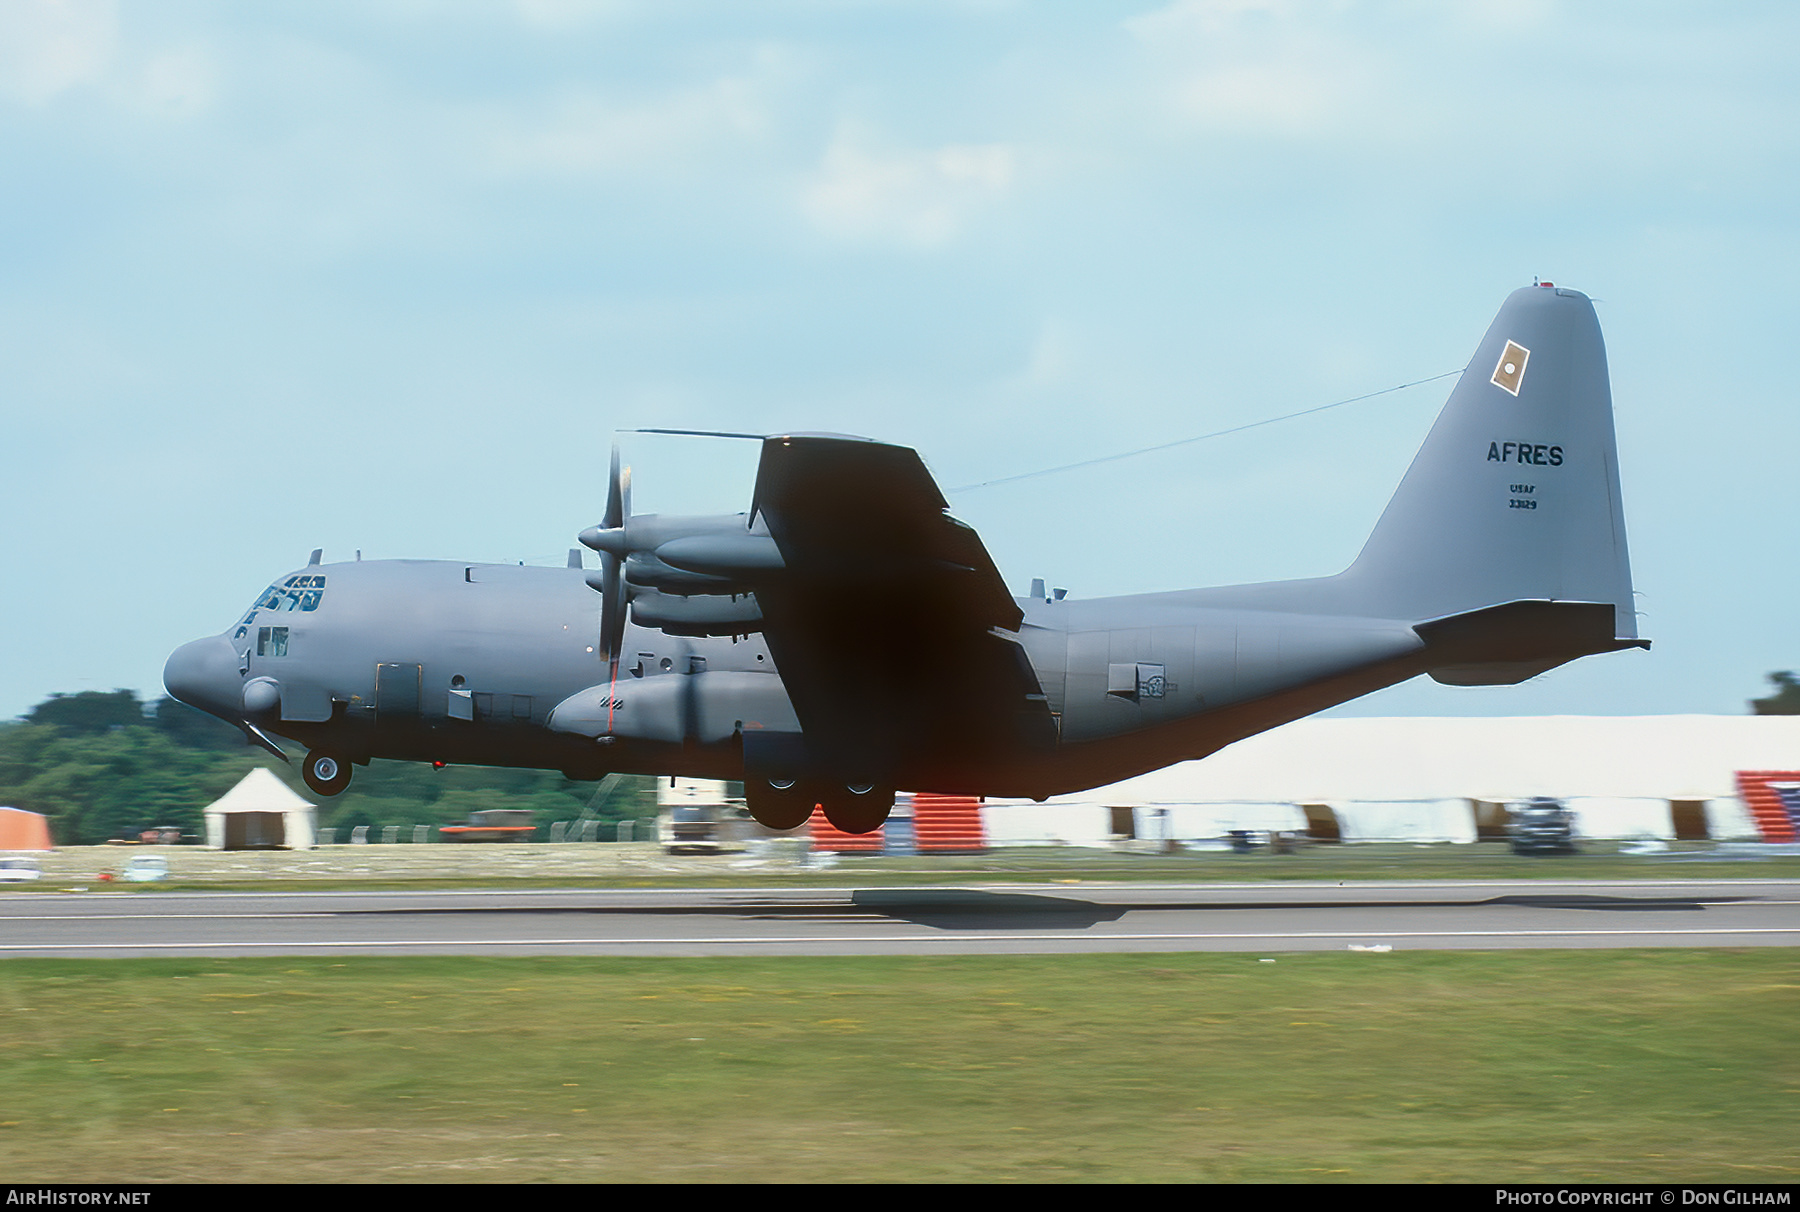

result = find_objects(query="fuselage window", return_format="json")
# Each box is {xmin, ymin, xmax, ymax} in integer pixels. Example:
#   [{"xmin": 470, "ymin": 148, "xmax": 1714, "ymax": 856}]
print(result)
[{"xmin": 256, "ymin": 627, "xmax": 289, "ymax": 657}]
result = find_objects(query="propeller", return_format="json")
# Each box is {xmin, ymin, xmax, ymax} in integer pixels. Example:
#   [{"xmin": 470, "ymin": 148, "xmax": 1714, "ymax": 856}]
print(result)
[
  {"xmin": 577, "ymin": 443, "xmax": 634, "ymax": 674},
  {"xmin": 598, "ymin": 443, "xmax": 631, "ymax": 666}
]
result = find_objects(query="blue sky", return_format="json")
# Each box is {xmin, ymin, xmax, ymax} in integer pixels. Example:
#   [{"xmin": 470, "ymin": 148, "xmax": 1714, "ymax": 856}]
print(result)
[{"xmin": 2, "ymin": 1, "xmax": 1796, "ymax": 721}]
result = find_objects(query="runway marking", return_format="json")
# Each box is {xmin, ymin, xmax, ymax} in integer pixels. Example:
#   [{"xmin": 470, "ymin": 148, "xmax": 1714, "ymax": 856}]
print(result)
[
  {"xmin": 0, "ymin": 913, "xmax": 337, "ymax": 921},
  {"xmin": 3, "ymin": 926, "xmax": 1798, "ymax": 952}
]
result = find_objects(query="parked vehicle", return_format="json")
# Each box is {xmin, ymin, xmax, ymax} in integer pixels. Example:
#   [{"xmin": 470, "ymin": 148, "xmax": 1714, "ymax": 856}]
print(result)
[
  {"xmin": 659, "ymin": 802, "xmax": 726, "ymax": 853},
  {"xmin": 657, "ymin": 778, "xmax": 749, "ymax": 853},
  {"xmin": 1509, "ymin": 797, "xmax": 1577, "ymax": 855},
  {"xmin": 0, "ymin": 857, "xmax": 42, "ymax": 882},
  {"xmin": 122, "ymin": 855, "xmax": 170, "ymax": 882},
  {"xmin": 439, "ymin": 809, "xmax": 537, "ymax": 843}
]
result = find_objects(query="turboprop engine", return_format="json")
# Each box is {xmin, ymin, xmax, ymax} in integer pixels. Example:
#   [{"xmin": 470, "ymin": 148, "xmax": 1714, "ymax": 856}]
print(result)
[
  {"xmin": 566, "ymin": 441, "xmax": 894, "ymax": 835},
  {"xmin": 576, "ymin": 445, "xmax": 779, "ymax": 652}
]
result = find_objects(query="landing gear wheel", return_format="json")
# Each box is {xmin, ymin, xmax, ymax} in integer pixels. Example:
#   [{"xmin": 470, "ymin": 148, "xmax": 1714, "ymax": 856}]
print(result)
[
  {"xmin": 302, "ymin": 750, "xmax": 353, "ymax": 797},
  {"xmin": 745, "ymin": 778, "xmax": 814, "ymax": 831},
  {"xmin": 821, "ymin": 784, "xmax": 894, "ymax": 835}
]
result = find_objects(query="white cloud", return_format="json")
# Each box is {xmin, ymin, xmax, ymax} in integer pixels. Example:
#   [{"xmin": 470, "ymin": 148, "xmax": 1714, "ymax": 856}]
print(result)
[
  {"xmin": 138, "ymin": 45, "xmax": 216, "ymax": 117},
  {"xmin": 512, "ymin": 0, "xmax": 633, "ymax": 32},
  {"xmin": 1442, "ymin": 0, "xmax": 1554, "ymax": 36},
  {"xmin": 0, "ymin": 0, "xmax": 117, "ymax": 105},
  {"xmin": 1125, "ymin": 0, "xmax": 1381, "ymax": 138},
  {"xmin": 484, "ymin": 56, "xmax": 788, "ymax": 179},
  {"xmin": 801, "ymin": 128, "xmax": 1017, "ymax": 246},
  {"xmin": 1016, "ymin": 318, "xmax": 1076, "ymax": 390},
  {"xmin": 1165, "ymin": 60, "xmax": 1358, "ymax": 135},
  {"xmin": 1129, "ymin": 0, "xmax": 1296, "ymax": 39}
]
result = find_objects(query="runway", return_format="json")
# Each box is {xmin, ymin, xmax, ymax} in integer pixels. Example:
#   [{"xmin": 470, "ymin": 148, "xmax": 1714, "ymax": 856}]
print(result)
[{"xmin": 2, "ymin": 878, "xmax": 1797, "ymax": 957}]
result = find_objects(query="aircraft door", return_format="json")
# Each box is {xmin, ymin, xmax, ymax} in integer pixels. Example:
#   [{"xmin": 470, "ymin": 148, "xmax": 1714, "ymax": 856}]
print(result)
[
  {"xmin": 376, "ymin": 663, "xmax": 422, "ymax": 718},
  {"xmin": 1060, "ymin": 631, "xmax": 1110, "ymax": 741},
  {"xmin": 1017, "ymin": 626, "xmax": 1067, "ymax": 718}
]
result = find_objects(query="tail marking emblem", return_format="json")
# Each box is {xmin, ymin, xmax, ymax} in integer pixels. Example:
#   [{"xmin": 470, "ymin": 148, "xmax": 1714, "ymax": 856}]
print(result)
[{"xmin": 1491, "ymin": 340, "xmax": 1530, "ymax": 396}]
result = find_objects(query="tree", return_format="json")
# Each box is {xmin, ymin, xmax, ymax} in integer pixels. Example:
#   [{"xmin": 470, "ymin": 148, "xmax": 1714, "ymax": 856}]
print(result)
[
  {"xmin": 26, "ymin": 690, "xmax": 146, "ymax": 734},
  {"xmin": 3, "ymin": 688, "xmax": 664, "ymax": 844},
  {"xmin": 1751, "ymin": 672, "xmax": 1800, "ymax": 715},
  {"xmin": 150, "ymin": 695, "xmax": 245, "ymax": 751}
]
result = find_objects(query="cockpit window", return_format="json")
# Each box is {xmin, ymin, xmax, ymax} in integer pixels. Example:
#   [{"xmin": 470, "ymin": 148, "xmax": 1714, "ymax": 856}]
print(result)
[{"xmin": 244, "ymin": 575, "xmax": 327, "ymax": 621}]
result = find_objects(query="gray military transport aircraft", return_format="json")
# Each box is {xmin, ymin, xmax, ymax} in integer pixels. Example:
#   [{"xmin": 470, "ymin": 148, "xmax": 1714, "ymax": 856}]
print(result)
[{"xmin": 165, "ymin": 284, "xmax": 1646, "ymax": 834}]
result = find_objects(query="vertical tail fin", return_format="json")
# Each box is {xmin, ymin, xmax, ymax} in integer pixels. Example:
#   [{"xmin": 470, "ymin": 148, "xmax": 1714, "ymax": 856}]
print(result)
[{"xmin": 1338, "ymin": 284, "xmax": 1638, "ymax": 641}]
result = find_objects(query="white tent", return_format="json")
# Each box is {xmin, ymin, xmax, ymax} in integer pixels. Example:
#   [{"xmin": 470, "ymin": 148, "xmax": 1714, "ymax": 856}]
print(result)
[
  {"xmin": 983, "ymin": 716, "xmax": 1800, "ymax": 843},
  {"xmin": 203, "ymin": 768, "xmax": 317, "ymax": 850}
]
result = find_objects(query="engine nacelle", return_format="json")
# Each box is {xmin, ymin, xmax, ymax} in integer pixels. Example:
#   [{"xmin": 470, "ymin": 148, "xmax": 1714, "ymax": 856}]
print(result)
[
  {"xmin": 579, "ymin": 512, "xmax": 752, "ymax": 560},
  {"xmin": 546, "ymin": 670, "xmax": 798, "ymax": 745},
  {"xmin": 630, "ymin": 589, "xmax": 763, "ymax": 636},
  {"xmin": 621, "ymin": 552, "xmax": 740, "ymax": 593},
  {"xmin": 654, "ymin": 533, "xmax": 783, "ymax": 577}
]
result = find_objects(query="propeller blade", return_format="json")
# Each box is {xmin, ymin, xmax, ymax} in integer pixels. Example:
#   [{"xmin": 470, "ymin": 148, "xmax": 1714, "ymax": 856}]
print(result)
[
  {"xmin": 603, "ymin": 442, "xmax": 624, "ymax": 530},
  {"xmin": 597, "ymin": 441, "xmax": 632, "ymax": 665},
  {"xmin": 680, "ymin": 643, "xmax": 699, "ymax": 744},
  {"xmin": 600, "ymin": 550, "xmax": 626, "ymax": 663}
]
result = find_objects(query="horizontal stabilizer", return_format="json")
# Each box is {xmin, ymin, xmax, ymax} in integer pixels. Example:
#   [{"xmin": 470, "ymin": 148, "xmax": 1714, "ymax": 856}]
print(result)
[{"xmin": 1415, "ymin": 599, "xmax": 1649, "ymax": 686}]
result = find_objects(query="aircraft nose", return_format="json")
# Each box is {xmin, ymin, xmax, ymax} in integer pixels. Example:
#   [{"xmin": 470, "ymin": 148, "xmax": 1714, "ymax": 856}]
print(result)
[{"xmin": 163, "ymin": 636, "xmax": 242, "ymax": 721}]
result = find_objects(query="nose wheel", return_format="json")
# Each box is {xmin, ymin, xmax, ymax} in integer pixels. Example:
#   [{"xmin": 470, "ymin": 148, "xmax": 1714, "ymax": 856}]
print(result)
[{"xmin": 302, "ymin": 750, "xmax": 353, "ymax": 797}]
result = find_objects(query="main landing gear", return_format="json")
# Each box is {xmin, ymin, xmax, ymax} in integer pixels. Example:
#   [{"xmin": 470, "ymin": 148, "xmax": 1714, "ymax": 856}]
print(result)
[
  {"xmin": 302, "ymin": 750, "xmax": 353, "ymax": 797},
  {"xmin": 744, "ymin": 777, "xmax": 812, "ymax": 831},
  {"xmin": 743, "ymin": 778, "xmax": 895, "ymax": 835},
  {"xmin": 822, "ymin": 783, "xmax": 894, "ymax": 835}
]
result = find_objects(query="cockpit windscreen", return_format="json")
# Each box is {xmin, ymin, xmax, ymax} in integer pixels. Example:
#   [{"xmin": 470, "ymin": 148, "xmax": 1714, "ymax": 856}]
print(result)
[{"xmin": 233, "ymin": 574, "xmax": 327, "ymax": 636}]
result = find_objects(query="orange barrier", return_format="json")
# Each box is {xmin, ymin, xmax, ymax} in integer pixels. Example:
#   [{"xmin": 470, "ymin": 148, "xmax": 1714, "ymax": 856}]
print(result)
[
  {"xmin": 0, "ymin": 807, "xmax": 52, "ymax": 851},
  {"xmin": 911, "ymin": 793, "xmax": 985, "ymax": 853},
  {"xmin": 1735, "ymin": 771, "xmax": 1800, "ymax": 843},
  {"xmin": 807, "ymin": 809, "xmax": 884, "ymax": 852}
]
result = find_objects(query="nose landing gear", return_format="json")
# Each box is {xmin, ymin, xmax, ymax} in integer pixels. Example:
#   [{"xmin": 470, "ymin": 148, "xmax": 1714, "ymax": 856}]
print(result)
[{"xmin": 302, "ymin": 750, "xmax": 353, "ymax": 797}]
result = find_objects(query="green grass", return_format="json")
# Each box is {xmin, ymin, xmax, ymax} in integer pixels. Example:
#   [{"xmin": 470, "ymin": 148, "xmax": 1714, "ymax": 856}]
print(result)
[{"xmin": 2, "ymin": 950, "xmax": 1796, "ymax": 1182}]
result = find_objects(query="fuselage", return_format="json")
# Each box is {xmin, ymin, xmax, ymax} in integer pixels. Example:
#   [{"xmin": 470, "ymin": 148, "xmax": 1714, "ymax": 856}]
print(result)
[{"xmin": 165, "ymin": 556, "xmax": 1432, "ymax": 798}]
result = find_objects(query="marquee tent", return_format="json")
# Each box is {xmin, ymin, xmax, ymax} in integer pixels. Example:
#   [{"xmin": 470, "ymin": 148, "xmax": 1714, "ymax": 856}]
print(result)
[
  {"xmin": 982, "ymin": 716, "xmax": 1800, "ymax": 844},
  {"xmin": 202, "ymin": 768, "xmax": 316, "ymax": 850}
]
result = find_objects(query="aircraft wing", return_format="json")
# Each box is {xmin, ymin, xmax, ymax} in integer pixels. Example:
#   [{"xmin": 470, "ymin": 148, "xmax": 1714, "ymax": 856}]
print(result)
[{"xmin": 747, "ymin": 434, "xmax": 1056, "ymax": 781}]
